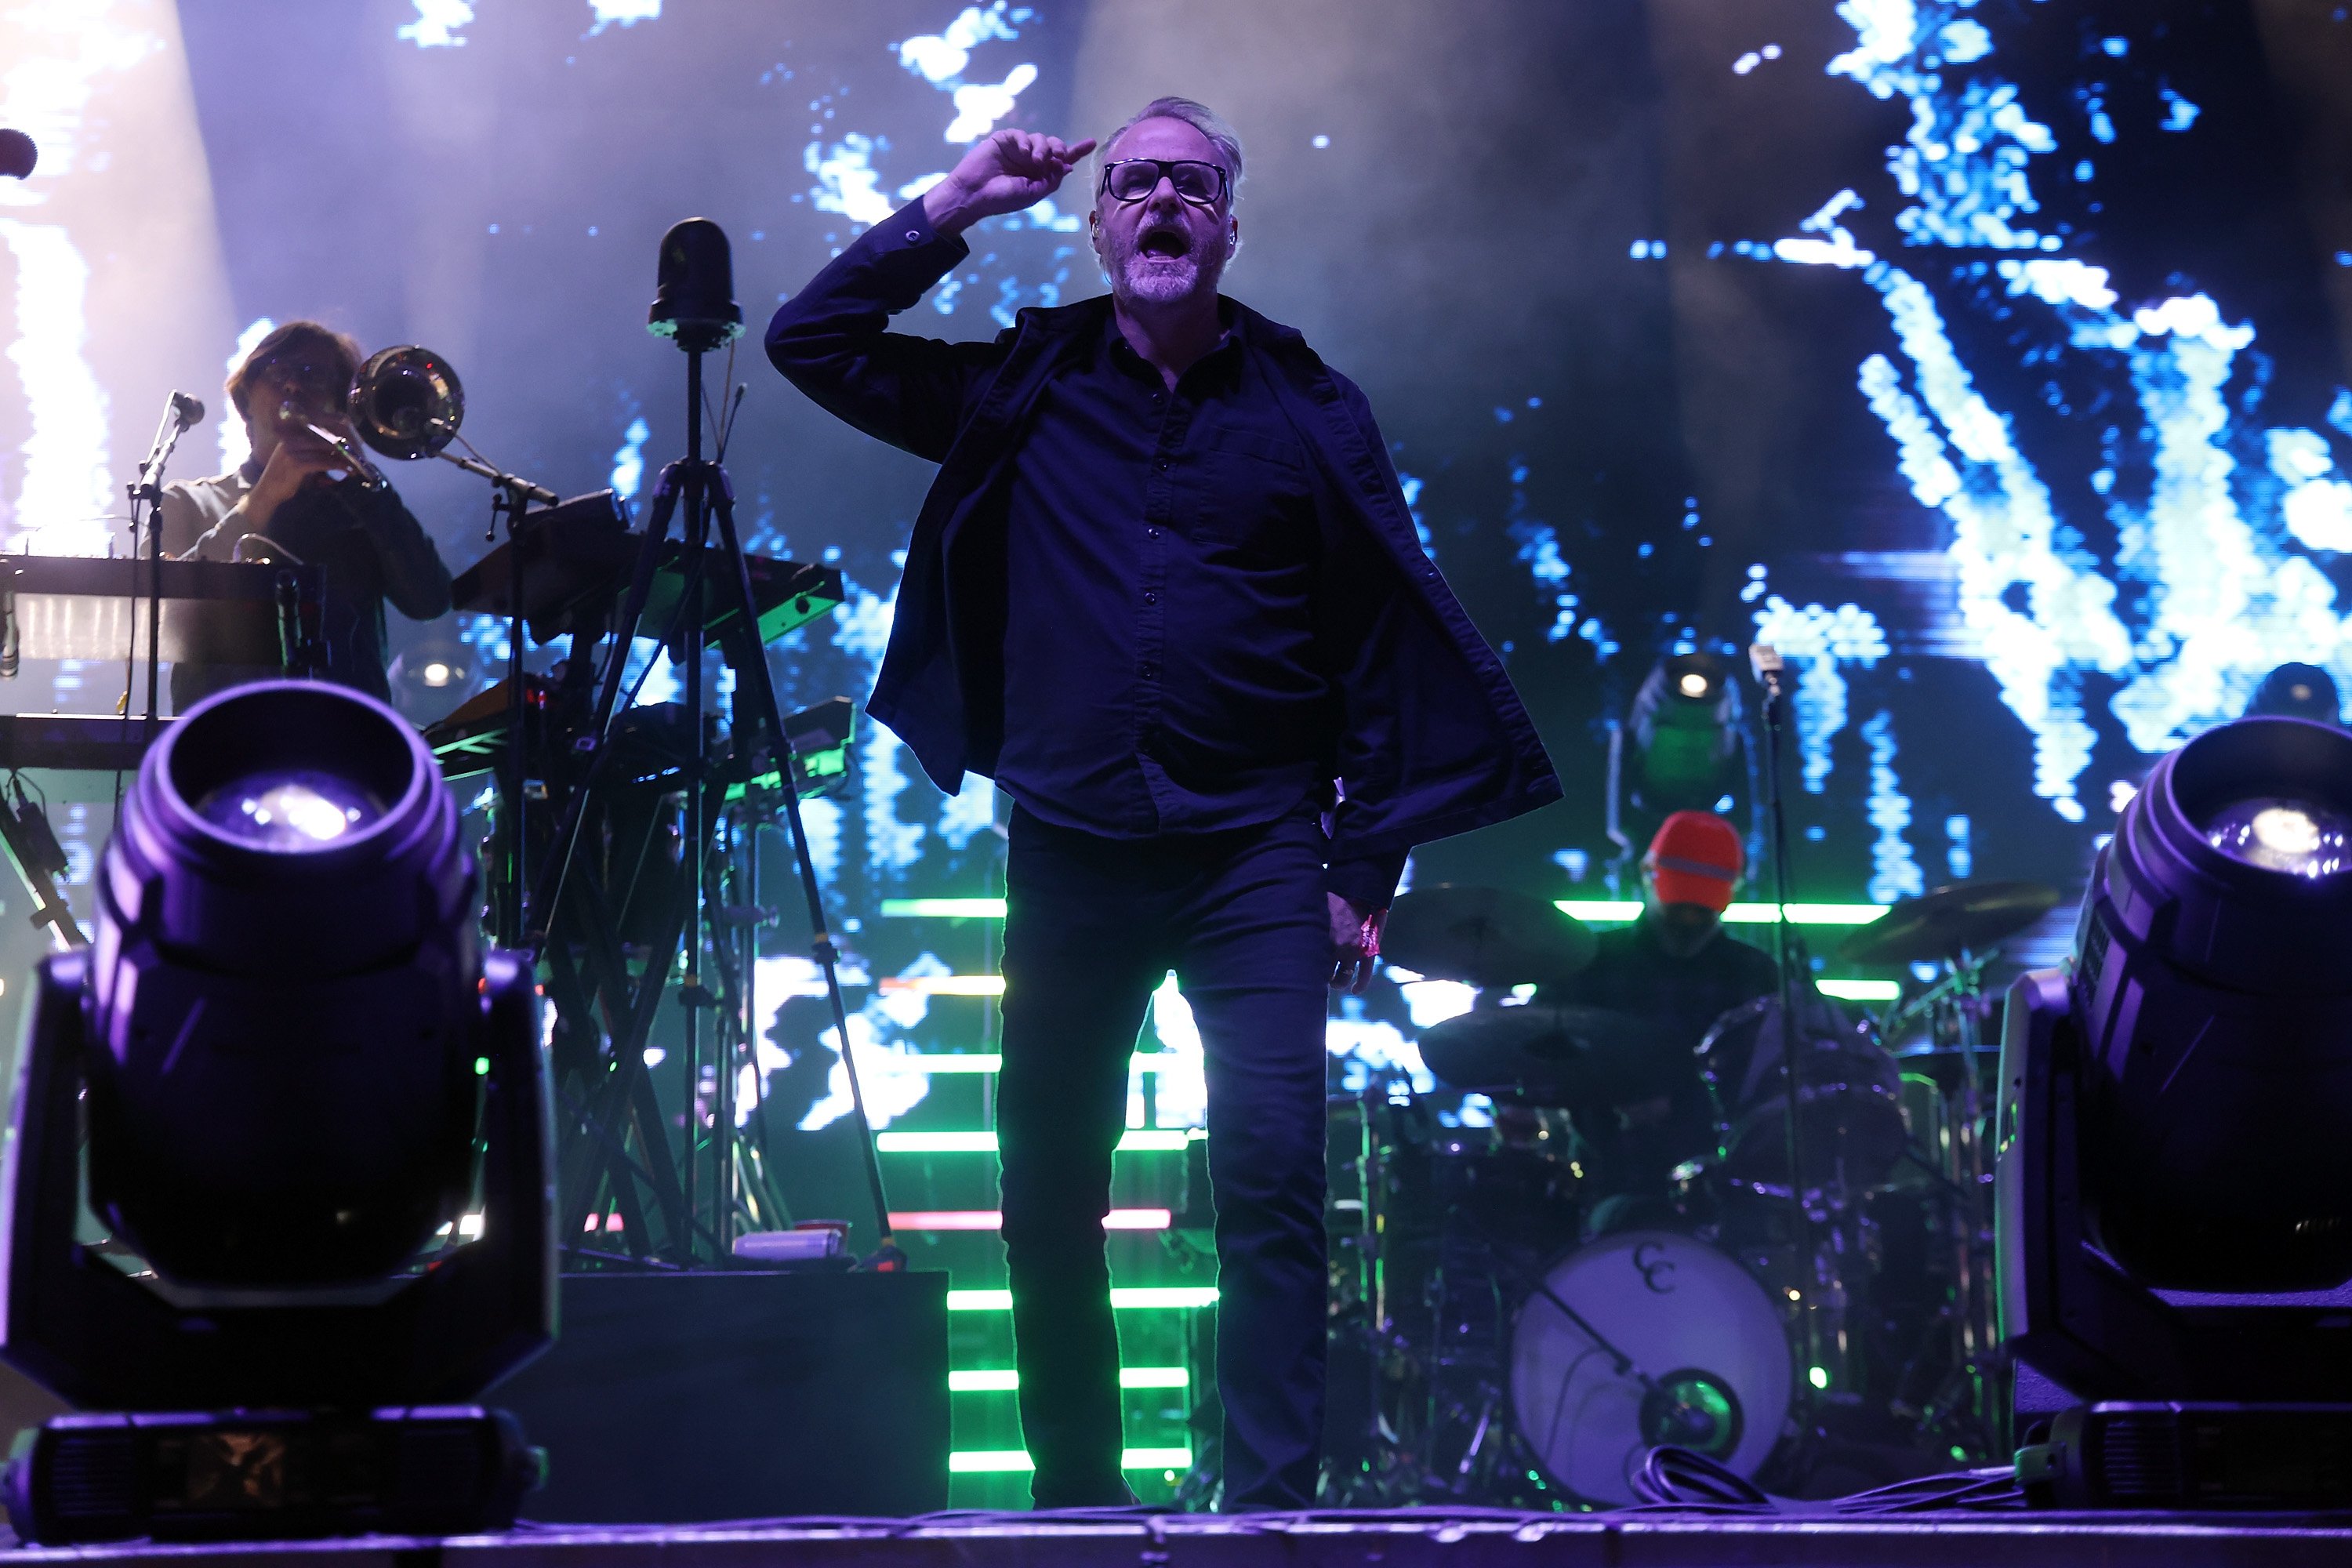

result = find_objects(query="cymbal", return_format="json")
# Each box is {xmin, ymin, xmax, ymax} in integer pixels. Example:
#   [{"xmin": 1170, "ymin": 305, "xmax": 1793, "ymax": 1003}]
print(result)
[
  {"xmin": 1417, "ymin": 1001, "xmax": 1674, "ymax": 1103},
  {"xmin": 1381, "ymin": 884, "xmax": 1596, "ymax": 989},
  {"xmin": 1838, "ymin": 878, "xmax": 2061, "ymax": 966}
]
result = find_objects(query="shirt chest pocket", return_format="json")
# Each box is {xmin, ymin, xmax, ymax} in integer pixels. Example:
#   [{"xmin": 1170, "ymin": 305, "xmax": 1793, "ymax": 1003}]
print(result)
[{"xmin": 1191, "ymin": 427, "xmax": 1316, "ymax": 562}]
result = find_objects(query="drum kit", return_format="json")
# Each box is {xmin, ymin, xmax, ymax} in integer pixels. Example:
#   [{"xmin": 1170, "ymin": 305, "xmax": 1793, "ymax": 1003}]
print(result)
[{"xmin": 1322, "ymin": 877, "xmax": 2060, "ymax": 1506}]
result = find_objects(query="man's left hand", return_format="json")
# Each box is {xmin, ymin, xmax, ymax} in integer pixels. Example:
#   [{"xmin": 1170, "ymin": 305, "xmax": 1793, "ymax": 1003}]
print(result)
[{"xmin": 1328, "ymin": 893, "xmax": 1386, "ymax": 995}]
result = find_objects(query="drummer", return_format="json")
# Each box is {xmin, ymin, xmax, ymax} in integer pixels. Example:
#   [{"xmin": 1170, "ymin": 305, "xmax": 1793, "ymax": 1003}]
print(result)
[{"xmin": 1551, "ymin": 811, "xmax": 1778, "ymax": 1216}]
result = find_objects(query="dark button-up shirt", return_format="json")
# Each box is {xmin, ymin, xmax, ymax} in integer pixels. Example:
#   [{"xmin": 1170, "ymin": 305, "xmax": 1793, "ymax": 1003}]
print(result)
[
  {"xmin": 1555, "ymin": 914, "xmax": 1781, "ymax": 1062},
  {"xmin": 996, "ymin": 310, "xmax": 1341, "ymax": 842},
  {"xmin": 1546, "ymin": 913, "xmax": 1781, "ymax": 1192},
  {"xmin": 158, "ymin": 461, "xmax": 452, "ymax": 710}
]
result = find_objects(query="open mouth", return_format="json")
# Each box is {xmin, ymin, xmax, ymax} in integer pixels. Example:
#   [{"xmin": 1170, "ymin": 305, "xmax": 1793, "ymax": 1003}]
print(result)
[{"xmin": 1138, "ymin": 227, "xmax": 1189, "ymax": 260}]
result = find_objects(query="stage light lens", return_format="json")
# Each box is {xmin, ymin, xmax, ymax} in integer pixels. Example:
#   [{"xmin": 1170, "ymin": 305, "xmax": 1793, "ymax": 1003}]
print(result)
[
  {"xmin": 1677, "ymin": 671, "xmax": 1710, "ymax": 699},
  {"xmin": 2203, "ymin": 795, "xmax": 2352, "ymax": 877},
  {"xmin": 195, "ymin": 771, "xmax": 381, "ymax": 851},
  {"xmin": 422, "ymin": 660, "xmax": 453, "ymax": 687}
]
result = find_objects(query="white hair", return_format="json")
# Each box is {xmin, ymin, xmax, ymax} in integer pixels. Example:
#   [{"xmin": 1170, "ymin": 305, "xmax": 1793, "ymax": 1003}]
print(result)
[{"xmin": 1101, "ymin": 96, "xmax": 1245, "ymax": 201}]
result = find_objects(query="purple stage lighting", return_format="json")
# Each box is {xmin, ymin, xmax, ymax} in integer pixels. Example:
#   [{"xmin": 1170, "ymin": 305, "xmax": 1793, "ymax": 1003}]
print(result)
[
  {"xmin": 82, "ymin": 681, "xmax": 481, "ymax": 1289},
  {"xmin": 2071, "ymin": 715, "xmax": 2352, "ymax": 1290}
]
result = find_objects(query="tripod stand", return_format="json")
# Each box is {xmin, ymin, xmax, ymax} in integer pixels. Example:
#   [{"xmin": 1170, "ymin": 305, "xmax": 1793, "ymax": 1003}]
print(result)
[{"xmin": 523, "ymin": 299, "xmax": 895, "ymax": 1268}]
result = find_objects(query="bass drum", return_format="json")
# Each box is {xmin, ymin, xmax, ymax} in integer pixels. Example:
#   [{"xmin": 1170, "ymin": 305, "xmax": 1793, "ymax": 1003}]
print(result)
[{"xmin": 1508, "ymin": 1229, "xmax": 1792, "ymax": 1505}]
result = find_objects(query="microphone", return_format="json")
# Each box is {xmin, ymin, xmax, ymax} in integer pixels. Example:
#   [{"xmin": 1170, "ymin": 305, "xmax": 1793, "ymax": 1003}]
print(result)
[
  {"xmin": 1748, "ymin": 643, "xmax": 1784, "ymax": 684},
  {"xmin": 169, "ymin": 391, "xmax": 205, "ymax": 431},
  {"xmin": 0, "ymin": 129, "xmax": 34, "ymax": 180},
  {"xmin": 647, "ymin": 217, "xmax": 743, "ymax": 353}
]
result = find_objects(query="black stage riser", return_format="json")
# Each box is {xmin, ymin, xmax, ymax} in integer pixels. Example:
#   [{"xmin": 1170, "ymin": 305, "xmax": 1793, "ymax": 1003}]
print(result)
[{"xmin": 488, "ymin": 1269, "xmax": 948, "ymax": 1523}]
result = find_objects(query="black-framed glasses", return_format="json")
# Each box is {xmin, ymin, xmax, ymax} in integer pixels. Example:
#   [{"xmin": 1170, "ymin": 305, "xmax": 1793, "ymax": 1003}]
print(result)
[{"xmin": 1099, "ymin": 158, "xmax": 1229, "ymax": 206}]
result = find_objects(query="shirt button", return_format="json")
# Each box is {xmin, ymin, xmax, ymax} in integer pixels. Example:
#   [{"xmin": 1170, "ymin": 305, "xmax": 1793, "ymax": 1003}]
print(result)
[
  {"xmin": 1156, "ymin": 458, "xmax": 1171, "ymax": 470},
  {"xmin": 905, "ymin": 229, "xmax": 922, "ymax": 242},
  {"xmin": 1145, "ymin": 527, "xmax": 1160, "ymax": 538},
  {"xmin": 1141, "ymin": 664, "xmax": 1158, "ymax": 681},
  {"xmin": 1143, "ymin": 591, "xmax": 1158, "ymax": 605}
]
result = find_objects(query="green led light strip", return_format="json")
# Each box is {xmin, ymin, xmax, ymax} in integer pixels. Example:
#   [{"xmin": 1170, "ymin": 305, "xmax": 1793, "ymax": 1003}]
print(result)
[
  {"xmin": 1816, "ymin": 978, "xmax": 1900, "ymax": 1002},
  {"xmin": 950, "ymin": 1367, "xmax": 1189, "ymax": 1392},
  {"xmin": 879, "ymin": 1129, "xmax": 1196, "ymax": 1154},
  {"xmin": 1558, "ymin": 899, "xmax": 1891, "ymax": 926},
  {"xmin": 883, "ymin": 898, "xmax": 1007, "ymax": 918},
  {"xmin": 887, "ymin": 897, "xmax": 1893, "ymax": 927},
  {"xmin": 947, "ymin": 1287, "xmax": 1218, "ymax": 1311},
  {"xmin": 951, "ymin": 1448, "xmax": 1192, "ymax": 1474}
]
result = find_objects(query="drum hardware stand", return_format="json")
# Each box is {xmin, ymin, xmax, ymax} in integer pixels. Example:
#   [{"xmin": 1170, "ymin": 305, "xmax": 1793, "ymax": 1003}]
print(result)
[
  {"xmin": 1748, "ymin": 644, "xmax": 1820, "ymax": 1383},
  {"xmin": 521, "ymin": 289, "xmax": 897, "ymax": 1269},
  {"xmin": 1900, "ymin": 946, "xmax": 2009, "ymax": 1456}
]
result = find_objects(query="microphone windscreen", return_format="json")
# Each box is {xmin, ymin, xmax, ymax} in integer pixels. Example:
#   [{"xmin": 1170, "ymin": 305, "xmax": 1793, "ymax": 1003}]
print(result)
[
  {"xmin": 648, "ymin": 217, "xmax": 744, "ymax": 349},
  {"xmin": 0, "ymin": 129, "xmax": 35, "ymax": 180},
  {"xmin": 172, "ymin": 392, "xmax": 205, "ymax": 430}
]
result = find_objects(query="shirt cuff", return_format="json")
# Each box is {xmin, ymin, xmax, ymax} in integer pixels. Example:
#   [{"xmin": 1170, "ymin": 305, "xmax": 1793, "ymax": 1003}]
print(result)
[
  {"xmin": 884, "ymin": 194, "xmax": 965, "ymax": 259},
  {"xmin": 1326, "ymin": 849, "xmax": 1410, "ymax": 911}
]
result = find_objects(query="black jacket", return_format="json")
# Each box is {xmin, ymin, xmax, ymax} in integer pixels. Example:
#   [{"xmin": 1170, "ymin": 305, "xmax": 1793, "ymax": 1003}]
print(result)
[{"xmin": 766, "ymin": 198, "xmax": 1559, "ymax": 869}]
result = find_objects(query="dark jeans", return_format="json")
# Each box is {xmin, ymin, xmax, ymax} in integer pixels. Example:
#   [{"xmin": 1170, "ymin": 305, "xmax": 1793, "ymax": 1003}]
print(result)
[{"xmin": 998, "ymin": 804, "xmax": 1330, "ymax": 1510}]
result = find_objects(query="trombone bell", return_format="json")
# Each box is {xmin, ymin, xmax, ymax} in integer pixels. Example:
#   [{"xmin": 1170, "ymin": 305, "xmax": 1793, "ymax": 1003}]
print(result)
[{"xmin": 349, "ymin": 346, "xmax": 465, "ymax": 462}]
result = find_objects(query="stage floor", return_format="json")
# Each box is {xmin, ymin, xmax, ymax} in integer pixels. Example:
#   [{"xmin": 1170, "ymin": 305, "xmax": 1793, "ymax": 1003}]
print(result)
[{"xmin": 11, "ymin": 1508, "xmax": 2352, "ymax": 1566}]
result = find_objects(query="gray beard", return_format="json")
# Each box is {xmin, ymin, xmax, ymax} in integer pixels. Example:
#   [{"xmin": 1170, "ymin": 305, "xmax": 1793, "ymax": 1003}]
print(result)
[{"xmin": 1115, "ymin": 249, "xmax": 1219, "ymax": 306}]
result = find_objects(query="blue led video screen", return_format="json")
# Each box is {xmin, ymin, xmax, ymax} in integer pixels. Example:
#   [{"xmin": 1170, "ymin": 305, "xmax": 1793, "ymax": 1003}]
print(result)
[{"xmin": 2, "ymin": 0, "xmax": 2347, "ymax": 1152}]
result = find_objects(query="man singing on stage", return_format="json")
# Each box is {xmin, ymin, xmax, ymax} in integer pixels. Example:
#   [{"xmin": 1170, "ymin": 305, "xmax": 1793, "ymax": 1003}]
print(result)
[{"xmin": 769, "ymin": 99, "xmax": 1558, "ymax": 1509}]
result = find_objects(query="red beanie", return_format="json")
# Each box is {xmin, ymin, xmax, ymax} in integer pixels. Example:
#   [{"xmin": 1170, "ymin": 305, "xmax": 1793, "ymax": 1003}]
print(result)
[{"xmin": 1646, "ymin": 811, "xmax": 1743, "ymax": 913}]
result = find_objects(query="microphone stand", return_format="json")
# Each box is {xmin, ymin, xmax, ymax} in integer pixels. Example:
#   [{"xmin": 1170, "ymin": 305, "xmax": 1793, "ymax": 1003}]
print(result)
[
  {"xmin": 126, "ymin": 395, "xmax": 199, "ymax": 733},
  {"xmin": 1748, "ymin": 644, "xmax": 1817, "ymax": 1384}
]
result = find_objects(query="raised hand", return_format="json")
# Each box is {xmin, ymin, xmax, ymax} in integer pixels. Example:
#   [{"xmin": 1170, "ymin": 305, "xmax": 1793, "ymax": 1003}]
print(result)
[{"xmin": 922, "ymin": 129, "xmax": 1099, "ymax": 236}]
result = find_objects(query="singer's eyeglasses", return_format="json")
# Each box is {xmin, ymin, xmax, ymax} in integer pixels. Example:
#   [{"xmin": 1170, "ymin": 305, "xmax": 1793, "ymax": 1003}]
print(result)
[{"xmin": 1098, "ymin": 158, "xmax": 1229, "ymax": 207}]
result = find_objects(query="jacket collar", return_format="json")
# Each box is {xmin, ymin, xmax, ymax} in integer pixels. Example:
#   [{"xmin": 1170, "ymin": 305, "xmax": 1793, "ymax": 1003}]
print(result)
[{"xmin": 1014, "ymin": 292, "xmax": 1308, "ymax": 350}]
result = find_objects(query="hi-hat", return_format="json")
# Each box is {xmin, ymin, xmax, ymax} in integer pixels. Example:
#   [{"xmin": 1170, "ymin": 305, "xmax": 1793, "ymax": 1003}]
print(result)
[
  {"xmin": 1838, "ymin": 878, "xmax": 2060, "ymax": 966},
  {"xmin": 1381, "ymin": 884, "xmax": 1596, "ymax": 989}
]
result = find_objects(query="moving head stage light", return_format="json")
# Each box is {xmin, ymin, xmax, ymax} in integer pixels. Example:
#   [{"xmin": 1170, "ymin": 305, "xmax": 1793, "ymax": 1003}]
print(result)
[
  {"xmin": 1628, "ymin": 651, "xmax": 1742, "ymax": 815},
  {"xmin": 0, "ymin": 681, "xmax": 554, "ymax": 1544},
  {"xmin": 1998, "ymin": 714, "xmax": 2352, "ymax": 1508}
]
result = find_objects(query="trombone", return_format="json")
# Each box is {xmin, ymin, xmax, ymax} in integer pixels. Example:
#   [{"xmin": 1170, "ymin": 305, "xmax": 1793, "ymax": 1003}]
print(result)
[
  {"xmin": 283, "ymin": 345, "xmax": 462, "ymax": 492},
  {"xmin": 287, "ymin": 347, "xmax": 554, "ymax": 504}
]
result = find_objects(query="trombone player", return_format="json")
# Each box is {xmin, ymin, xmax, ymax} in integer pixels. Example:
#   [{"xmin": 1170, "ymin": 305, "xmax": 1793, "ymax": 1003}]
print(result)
[{"xmin": 158, "ymin": 320, "xmax": 452, "ymax": 710}]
